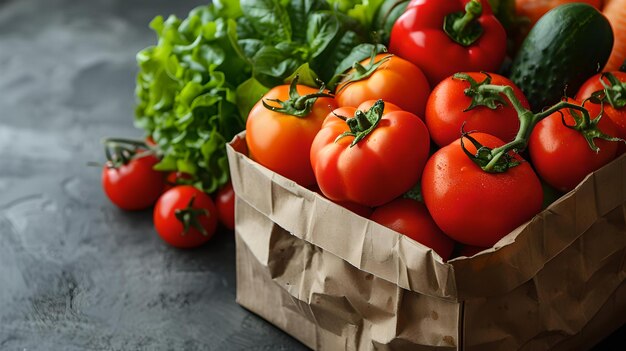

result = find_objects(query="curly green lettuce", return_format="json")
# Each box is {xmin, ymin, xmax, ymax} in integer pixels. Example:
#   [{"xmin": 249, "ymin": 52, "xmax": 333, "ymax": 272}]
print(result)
[{"xmin": 135, "ymin": 0, "xmax": 372, "ymax": 193}]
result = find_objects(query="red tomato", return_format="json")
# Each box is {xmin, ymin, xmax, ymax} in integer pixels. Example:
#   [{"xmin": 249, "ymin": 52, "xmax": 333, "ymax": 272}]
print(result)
[
  {"xmin": 310, "ymin": 100, "xmax": 431, "ymax": 207},
  {"xmin": 153, "ymin": 185, "xmax": 218, "ymax": 248},
  {"xmin": 422, "ymin": 133, "xmax": 543, "ymax": 247},
  {"xmin": 102, "ymin": 154, "xmax": 165, "ymax": 211},
  {"xmin": 370, "ymin": 198, "xmax": 455, "ymax": 260},
  {"xmin": 389, "ymin": 0, "xmax": 506, "ymax": 86},
  {"xmin": 215, "ymin": 182, "xmax": 235, "ymax": 230},
  {"xmin": 246, "ymin": 82, "xmax": 337, "ymax": 186},
  {"xmin": 164, "ymin": 171, "xmax": 193, "ymax": 191},
  {"xmin": 425, "ymin": 72, "xmax": 529, "ymax": 147},
  {"xmin": 335, "ymin": 54, "xmax": 430, "ymax": 118},
  {"xmin": 576, "ymin": 71, "xmax": 626, "ymax": 153},
  {"xmin": 528, "ymin": 100, "xmax": 619, "ymax": 192}
]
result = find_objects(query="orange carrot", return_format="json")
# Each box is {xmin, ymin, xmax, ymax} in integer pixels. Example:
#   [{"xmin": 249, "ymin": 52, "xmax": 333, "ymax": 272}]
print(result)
[{"xmin": 604, "ymin": 0, "xmax": 626, "ymax": 71}]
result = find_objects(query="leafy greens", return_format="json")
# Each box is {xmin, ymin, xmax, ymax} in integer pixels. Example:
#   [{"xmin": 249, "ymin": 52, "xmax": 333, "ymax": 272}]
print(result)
[{"xmin": 135, "ymin": 0, "xmax": 372, "ymax": 193}]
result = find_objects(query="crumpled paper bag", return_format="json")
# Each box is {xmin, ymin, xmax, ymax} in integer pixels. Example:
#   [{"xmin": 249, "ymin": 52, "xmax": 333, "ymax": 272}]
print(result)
[{"xmin": 227, "ymin": 132, "xmax": 626, "ymax": 350}]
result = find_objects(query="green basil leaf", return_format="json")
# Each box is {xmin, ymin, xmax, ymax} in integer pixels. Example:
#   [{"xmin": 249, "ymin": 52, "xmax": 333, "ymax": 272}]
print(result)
[
  {"xmin": 236, "ymin": 77, "xmax": 270, "ymax": 118},
  {"xmin": 240, "ymin": 0, "xmax": 292, "ymax": 42},
  {"xmin": 284, "ymin": 63, "xmax": 320, "ymax": 87},
  {"xmin": 333, "ymin": 43, "xmax": 387, "ymax": 76},
  {"xmin": 288, "ymin": 0, "xmax": 330, "ymax": 42},
  {"xmin": 307, "ymin": 12, "xmax": 340, "ymax": 58}
]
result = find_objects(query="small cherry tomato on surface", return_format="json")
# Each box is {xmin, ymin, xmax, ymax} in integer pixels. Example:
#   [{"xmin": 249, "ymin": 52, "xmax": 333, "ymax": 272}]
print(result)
[
  {"xmin": 576, "ymin": 72, "xmax": 626, "ymax": 153},
  {"xmin": 529, "ymin": 99, "xmax": 620, "ymax": 192},
  {"xmin": 370, "ymin": 198, "xmax": 455, "ymax": 261},
  {"xmin": 102, "ymin": 154, "xmax": 165, "ymax": 211},
  {"xmin": 389, "ymin": 0, "xmax": 506, "ymax": 86},
  {"xmin": 422, "ymin": 133, "xmax": 543, "ymax": 247},
  {"xmin": 215, "ymin": 181, "xmax": 235, "ymax": 231},
  {"xmin": 426, "ymin": 72, "xmax": 529, "ymax": 147},
  {"xmin": 310, "ymin": 100, "xmax": 430, "ymax": 207},
  {"xmin": 335, "ymin": 54, "xmax": 430, "ymax": 118},
  {"xmin": 153, "ymin": 185, "xmax": 218, "ymax": 248},
  {"xmin": 246, "ymin": 77, "xmax": 337, "ymax": 187}
]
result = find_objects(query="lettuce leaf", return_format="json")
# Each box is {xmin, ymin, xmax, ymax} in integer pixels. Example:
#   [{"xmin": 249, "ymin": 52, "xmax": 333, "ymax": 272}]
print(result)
[{"xmin": 135, "ymin": 0, "xmax": 370, "ymax": 193}]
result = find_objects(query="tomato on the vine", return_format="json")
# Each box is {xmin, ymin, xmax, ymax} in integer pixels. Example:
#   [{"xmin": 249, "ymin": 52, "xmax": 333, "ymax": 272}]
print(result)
[
  {"xmin": 421, "ymin": 133, "xmax": 543, "ymax": 247},
  {"xmin": 246, "ymin": 78, "xmax": 337, "ymax": 186},
  {"xmin": 528, "ymin": 99, "xmax": 620, "ymax": 192},
  {"xmin": 310, "ymin": 100, "xmax": 430, "ymax": 207},
  {"xmin": 153, "ymin": 185, "xmax": 218, "ymax": 248},
  {"xmin": 215, "ymin": 181, "xmax": 235, "ymax": 231},
  {"xmin": 370, "ymin": 198, "xmax": 454, "ymax": 260},
  {"xmin": 102, "ymin": 154, "xmax": 165, "ymax": 211},
  {"xmin": 425, "ymin": 72, "xmax": 528, "ymax": 147},
  {"xmin": 576, "ymin": 71, "xmax": 626, "ymax": 154},
  {"xmin": 335, "ymin": 54, "xmax": 430, "ymax": 118}
]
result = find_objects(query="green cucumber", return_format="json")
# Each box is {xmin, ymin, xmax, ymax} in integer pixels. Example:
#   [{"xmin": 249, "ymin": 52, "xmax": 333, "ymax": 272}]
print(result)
[{"xmin": 509, "ymin": 3, "xmax": 613, "ymax": 112}]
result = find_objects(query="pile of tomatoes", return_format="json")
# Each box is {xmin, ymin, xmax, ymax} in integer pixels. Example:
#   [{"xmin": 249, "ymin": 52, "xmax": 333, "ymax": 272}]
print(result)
[
  {"xmin": 244, "ymin": 57, "xmax": 625, "ymax": 261},
  {"xmin": 101, "ymin": 143, "xmax": 235, "ymax": 248}
]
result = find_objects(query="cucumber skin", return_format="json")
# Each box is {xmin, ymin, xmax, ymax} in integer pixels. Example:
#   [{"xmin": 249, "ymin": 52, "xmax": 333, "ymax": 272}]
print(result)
[{"xmin": 509, "ymin": 3, "xmax": 613, "ymax": 112}]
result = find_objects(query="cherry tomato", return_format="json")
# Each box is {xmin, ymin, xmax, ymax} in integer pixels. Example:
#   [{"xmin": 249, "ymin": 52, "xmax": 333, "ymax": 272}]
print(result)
[
  {"xmin": 310, "ymin": 100, "xmax": 431, "ymax": 207},
  {"xmin": 528, "ymin": 99, "xmax": 619, "ymax": 192},
  {"xmin": 577, "ymin": 71, "xmax": 626, "ymax": 154},
  {"xmin": 215, "ymin": 181, "xmax": 235, "ymax": 230},
  {"xmin": 246, "ymin": 81, "xmax": 337, "ymax": 186},
  {"xmin": 422, "ymin": 133, "xmax": 543, "ymax": 247},
  {"xmin": 335, "ymin": 54, "xmax": 430, "ymax": 118},
  {"xmin": 102, "ymin": 154, "xmax": 165, "ymax": 211},
  {"xmin": 425, "ymin": 72, "xmax": 529, "ymax": 147},
  {"xmin": 153, "ymin": 185, "xmax": 218, "ymax": 248},
  {"xmin": 370, "ymin": 198, "xmax": 455, "ymax": 260}
]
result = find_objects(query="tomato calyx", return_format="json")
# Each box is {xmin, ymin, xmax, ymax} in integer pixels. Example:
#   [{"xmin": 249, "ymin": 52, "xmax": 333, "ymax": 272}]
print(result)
[
  {"xmin": 588, "ymin": 73, "xmax": 626, "ymax": 110},
  {"xmin": 461, "ymin": 132, "xmax": 520, "ymax": 173},
  {"xmin": 443, "ymin": 0, "xmax": 484, "ymax": 47},
  {"xmin": 336, "ymin": 52, "xmax": 392, "ymax": 93},
  {"xmin": 334, "ymin": 99, "xmax": 385, "ymax": 147},
  {"xmin": 103, "ymin": 138, "xmax": 154, "ymax": 169},
  {"xmin": 174, "ymin": 194, "xmax": 211, "ymax": 236},
  {"xmin": 560, "ymin": 104, "xmax": 624, "ymax": 153},
  {"xmin": 262, "ymin": 75, "xmax": 333, "ymax": 118},
  {"xmin": 453, "ymin": 72, "xmax": 509, "ymax": 111}
]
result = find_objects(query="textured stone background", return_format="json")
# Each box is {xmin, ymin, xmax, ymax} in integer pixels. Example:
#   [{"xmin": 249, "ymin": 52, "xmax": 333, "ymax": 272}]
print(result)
[
  {"xmin": 0, "ymin": 0, "xmax": 306, "ymax": 349},
  {"xmin": 0, "ymin": 0, "xmax": 622, "ymax": 350}
]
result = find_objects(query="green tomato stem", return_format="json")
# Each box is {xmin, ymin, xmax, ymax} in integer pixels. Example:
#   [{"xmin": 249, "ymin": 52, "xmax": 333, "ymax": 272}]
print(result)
[{"xmin": 476, "ymin": 83, "xmax": 593, "ymax": 171}]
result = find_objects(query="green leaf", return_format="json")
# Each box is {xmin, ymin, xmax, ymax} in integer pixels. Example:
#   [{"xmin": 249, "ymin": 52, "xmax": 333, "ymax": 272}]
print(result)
[
  {"xmin": 332, "ymin": 43, "xmax": 387, "ymax": 76},
  {"xmin": 240, "ymin": 0, "xmax": 293, "ymax": 42},
  {"xmin": 307, "ymin": 12, "xmax": 341, "ymax": 58},
  {"xmin": 253, "ymin": 45, "xmax": 301, "ymax": 87},
  {"xmin": 236, "ymin": 77, "xmax": 270, "ymax": 118},
  {"xmin": 284, "ymin": 63, "xmax": 320, "ymax": 87},
  {"xmin": 288, "ymin": 0, "xmax": 330, "ymax": 42}
]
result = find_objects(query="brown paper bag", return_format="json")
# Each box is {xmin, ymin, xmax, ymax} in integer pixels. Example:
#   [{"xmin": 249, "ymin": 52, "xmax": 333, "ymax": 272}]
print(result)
[{"xmin": 227, "ymin": 132, "xmax": 626, "ymax": 350}]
